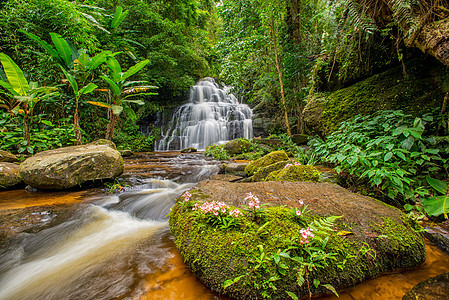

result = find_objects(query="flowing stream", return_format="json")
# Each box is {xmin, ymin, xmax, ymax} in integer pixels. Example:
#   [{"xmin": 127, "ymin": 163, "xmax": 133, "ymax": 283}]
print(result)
[
  {"xmin": 0, "ymin": 152, "xmax": 449, "ymax": 300},
  {"xmin": 156, "ymin": 78, "xmax": 253, "ymax": 151}
]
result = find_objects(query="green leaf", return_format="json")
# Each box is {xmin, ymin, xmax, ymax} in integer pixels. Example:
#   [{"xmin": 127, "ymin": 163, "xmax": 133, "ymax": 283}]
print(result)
[
  {"xmin": 111, "ymin": 104, "xmax": 123, "ymax": 115},
  {"xmin": 401, "ymin": 136, "xmax": 415, "ymax": 151},
  {"xmin": 60, "ymin": 67, "xmax": 78, "ymax": 94},
  {"xmin": 313, "ymin": 279, "xmax": 320, "ymax": 288},
  {"xmin": 79, "ymin": 83, "xmax": 98, "ymax": 95},
  {"xmin": 111, "ymin": 6, "xmax": 129, "ymax": 29},
  {"xmin": 322, "ymin": 284, "xmax": 339, "ymax": 297},
  {"xmin": 286, "ymin": 291, "xmax": 298, "ymax": 300},
  {"xmin": 122, "ymin": 99, "xmax": 144, "ymax": 105},
  {"xmin": 50, "ymin": 32, "xmax": 73, "ymax": 67},
  {"xmin": 422, "ymin": 195, "xmax": 449, "ymax": 218},
  {"xmin": 100, "ymin": 75, "xmax": 121, "ymax": 96},
  {"xmin": 384, "ymin": 152, "xmax": 393, "ymax": 161},
  {"xmin": 396, "ymin": 151, "xmax": 406, "ymax": 161},
  {"xmin": 19, "ymin": 30, "xmax": 59, "ymax": 59},
  {"xmin": 0, "ymin": 53, "xmax": 30, "ymax": 96},
  {"xmin": 106, "ymin": 56, "xmax": 122, "ymax": 82},
  {"xmin": 121, "ymin": 59, "xmax": 149, "ymax": 82},
  {"xmin": 426, "ymin": 176, "xmax": 447, "ymax": 194}
]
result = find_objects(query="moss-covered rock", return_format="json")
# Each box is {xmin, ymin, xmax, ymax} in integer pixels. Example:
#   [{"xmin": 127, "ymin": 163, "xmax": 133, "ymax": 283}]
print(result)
[
  {"xmin": 0, "ymin": 150, "xmax": 19, "ymax": 163},
  {"xmin": 291, "ymin": 134, "xmax": 309, "ymax": 145},
  {"xmin": 0, "ymin": 162, "xmax": 22, "ymax": 188},
  {"xmin": 19, "ymin": 144, "xmax": 123, "ymax": 189},
  {"xmin": 304, "ymin": 57, "xmax": 448, "ymax": 136},
  {"xmin": 244, "ymin": 150, "xmax": 289, "ymax": 176},
  {"xmin": 266, "ymin": 165, "xmax": 320, "ymax": 182},
  {"xmin": 169, "ymin": 181, "xmax": 426, "ymax": 299},
  {"xmin": 249, "ymin": 161, "xmax": 289, "ymax": 182},
  {"xmin": 180, "ymin": 147, "xmax": 197, "ymax": 153},
  {"xmin": 223, "ymin": 139, "xmax": 252, "ymax": 155},
  {"xmin": 88, "ymin": 139, "xmax": 117, "ymax": 150}
]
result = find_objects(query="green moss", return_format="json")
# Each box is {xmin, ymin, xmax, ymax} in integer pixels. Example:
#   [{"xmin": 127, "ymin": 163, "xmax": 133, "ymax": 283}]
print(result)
[
  {"xmin": 224, "ymin": 139, "xmax": 252, "ymax": 156},
  {"xmin": 314, "ymin": 58, "xmax": 446, "ymax": 135},
  {"xmin": 250, "ymin": 161, "xmax": 289, "ymax": 182},
  {"xmin": 244, "ymin": 150, "xmax": 289, "ymax": 176},
  {"xmin": 266, "ymin": 165, "xmax": 321, "ymax": 182}
]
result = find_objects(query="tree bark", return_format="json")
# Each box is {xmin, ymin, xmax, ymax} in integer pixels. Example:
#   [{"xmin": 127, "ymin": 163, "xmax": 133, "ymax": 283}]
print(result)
[
  {"xmin": 105, "ymin": 113, "xmax": 117, "ymax": 141},
  {"xmin": 288, "ymin": 0, "xmax": 301, "ymax": 45},
  {"xmin": 409, "ymin": 18, "xmax": 449, "ymax": 68},
  {"xmin": 74, "ymin": 108, "xmax": 82, "ymax": 145},
  {"xmin": 23, "ymin": 113, "xmax": 30, "ymax": 147}
]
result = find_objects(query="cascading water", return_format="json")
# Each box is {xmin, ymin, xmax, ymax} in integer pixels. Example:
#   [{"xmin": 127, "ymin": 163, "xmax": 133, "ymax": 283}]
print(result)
[{"xmin": 156, "ymin": 77, "xmax": 253, "ymax": 151}]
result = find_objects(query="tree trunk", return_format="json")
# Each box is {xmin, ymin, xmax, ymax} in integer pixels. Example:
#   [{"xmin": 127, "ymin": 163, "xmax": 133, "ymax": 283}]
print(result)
[
  {"xmin": 269, "ymin": 21, "xmax": 292, "ymax": 136},
  {"xmin": 23, "ymin": 113, "xmax": 30, "ymax": 147},
  {"xmin": 408, "ymin": 18, "xmax": 449, "ymax": 68},
  {"xmin": 74, "ymin": 107, "xmax": 82, "ymax": 145},
  {"xmin": 105, "ymin": 113, "xmax": 117, "ymax": 141},
  {"xmin": 288, "ymin": 0, "xmax": 301, "ymax": 45}
]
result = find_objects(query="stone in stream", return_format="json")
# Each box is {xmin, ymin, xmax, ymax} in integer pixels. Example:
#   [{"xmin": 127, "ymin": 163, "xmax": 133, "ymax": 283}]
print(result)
[
  {"xmin": 223, "ymin": 139, "xmax": 252, "ymax": 155},
  {"xmin": 403, "ymin": 272, "xmax": 449, "ymax": 300},
  {"xmin": 19, "ymin": 140, "xmax": 123, "ymax": 189},
  {"xmin": 0, "ymin": 150, "xmax": 19, "ymax": 163},
  {"xmin": 169, "ymin": 180, "xmax": 426, "ymax": 299},
  {"xmin": 0, "ymin": 162, "xmax": 22, "ymax": 189}
]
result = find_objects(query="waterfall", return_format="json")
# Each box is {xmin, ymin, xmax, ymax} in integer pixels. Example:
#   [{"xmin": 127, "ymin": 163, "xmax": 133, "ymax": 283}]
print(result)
[{"xmin": 156, "ymin": 77, "xmax": 253, "ymax": 151}]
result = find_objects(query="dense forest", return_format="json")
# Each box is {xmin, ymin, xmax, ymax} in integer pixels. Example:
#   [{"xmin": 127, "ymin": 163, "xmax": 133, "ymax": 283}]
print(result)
[{"xmin": 1, "ymin": 0, "xmax": 448, "ymax": 213}]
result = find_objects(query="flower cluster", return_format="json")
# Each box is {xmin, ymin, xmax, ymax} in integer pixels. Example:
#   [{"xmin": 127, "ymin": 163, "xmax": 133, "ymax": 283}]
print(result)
[
  {"xmin": 245, "ymin": 192, "xmax": 260, "ymax": 209},
  {"xmin": 182, "ymin": 191, "xmax": 192, "ymax": 201},
  {"xmin": 284, "ymin": 161, "xmax": 302, "ymax": 168},
  {"xmin": 300, "ymin": 227, "xmax": 314, "ymax": 244},
  {"xmin": 193, "ymin": 201, "xmax": 242, "ymax": 218}
]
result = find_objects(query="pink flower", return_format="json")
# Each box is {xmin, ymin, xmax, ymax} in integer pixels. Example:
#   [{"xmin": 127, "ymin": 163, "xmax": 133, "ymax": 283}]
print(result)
[
  {"xmin": 284, "ymin": 163, "xmax": 292, "ymax": 168},
  {"xmin": 296, "ymin": 210, "xmax": 301, "ymax": 216},
  {"xmin": 300, "ymin": 227, "xmax": 314, "ymax": 244},
  {"xmin": 294, "ymin": 161, "xmax": 301, "ymax": 166},
  {"xmin": 182, "ymin": 191, "xmax": 192, "ymax": 201},
  {"xmin": 245, "ymin": 192, "xmax": 260, "ymax": 209}
]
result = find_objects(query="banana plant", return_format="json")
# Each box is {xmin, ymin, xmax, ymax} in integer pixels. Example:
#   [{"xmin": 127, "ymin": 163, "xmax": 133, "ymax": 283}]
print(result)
[
  {"xmin": 20, "ymin": 30, "xmax": 109, "ymax": 144},
  {"xmin": 88, "ymin": 55, "xmax": 156, "ymax": 140},
  {"xmin": 0, "ymin": 53, "xmax": 59, "ymax": 152}
]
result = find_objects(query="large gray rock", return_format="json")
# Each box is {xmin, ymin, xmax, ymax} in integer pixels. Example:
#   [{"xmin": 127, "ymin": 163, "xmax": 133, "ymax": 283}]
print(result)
[
  {"xmin": 0, "ymin": 162, "xmax": 22, "ymax": 188},
  {"xmin": 403, "ymin": 272, "xmax": 449, "ymax": 300},
  {"xmin": 0, "ymin": 150, "xmax": 19, "ymax": 163},
  {"xmin": 19, "ymin": 143, "xmax": 123, "ymax": 189}
]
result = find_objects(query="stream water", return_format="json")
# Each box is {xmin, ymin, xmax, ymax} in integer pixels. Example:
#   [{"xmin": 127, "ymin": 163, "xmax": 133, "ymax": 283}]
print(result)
[{"xmin": 0, "ymin": 152, "xmax": 448, "ymax": 300}]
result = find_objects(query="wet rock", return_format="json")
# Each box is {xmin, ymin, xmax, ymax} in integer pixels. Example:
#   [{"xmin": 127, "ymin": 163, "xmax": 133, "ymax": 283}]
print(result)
[
  {"xmin": 423, "ymin": 227, "xmax": 449, "ymax": 254},
  {"xmin": 0, "ymin": 162, "xmax": 22, "ymax": 188},
  {"xmin": 244, "ymin": 150, "xmax": 289, "ymax": 176},
  {"xmin": 19, "ymin": 143, "xmax": 124, "ymax": 189},
  {"xmin": 209, "ymin": 174, "xmax": 243, "ymax": 182},
  {"xmin": 265, "ymin": 164, "xmax": 320, "ymax": 182},
  {"xmin": 88, "ymin": 139, "xmax": 117, "ymax": 150},
  {"xmin": 119, "ymin": 149, "xmax": 133, "ymax": 157},
  {"xmin": 170, "ymin": 181, "xmax": 426, "ymax": 299},
  {"xmin": 0, "ymin": 150, "xmax": 19, "ymax": 163},
  {"xmin": 222, "ymin": 162, "xmax": 248, "ymax": 175},
  {"xmin": 223, "ymin": 139, "xmax": 252, "ymax": 155},
  {"xmin": 291, "ymin": 134, "xmax": 310, "ymax": 145},
  {"xmin": 403, "ymin": 272, "xmax": 449, "ymax": 300},
  {"xmin": 181, "ymin": 147, "xmax": 197, "ymax": 153}
]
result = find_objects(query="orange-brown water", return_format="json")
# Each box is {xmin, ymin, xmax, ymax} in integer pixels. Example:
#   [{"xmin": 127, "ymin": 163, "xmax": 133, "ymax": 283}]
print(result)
[{"xmin": 0, "ymin": 189, "xmax": 87, "ymax": 210}]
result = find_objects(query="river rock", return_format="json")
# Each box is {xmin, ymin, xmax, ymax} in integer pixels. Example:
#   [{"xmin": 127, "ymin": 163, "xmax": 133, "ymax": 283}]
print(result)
[
  {"xmin": 181, "ymin": 147, "xmax": 197, "ymax": 153},
  {"xmin": 119, "ymin": 149, "xmax": 133, "ymax": 157},
  {"xmin": 0, "ymin": 150, "xmax": 19, "ymax": 163},
  {"xmin": 403, "ymin": 272, "xmax": 449, "ymax": 300},
  {"xmin": 0, "ymin": 162, "xmax": 22, "ymax": 188},
  {"xmin": 423, "ymin": 227, "xmax": 449, "ymax": 254},
  {"xmin": 19, "ymin": 143, "xmax": 124, "ymax": 189},
  {"xmin": 244, "ymin": 150, "xmax": 289, "ymax": 176},
  {"xmin": 170, "ymin": 180, "xmax": 426, "ymax": 299},
  {"xmin": 223, "ymin": 139, "xmax": 252, "ymax": 155}
]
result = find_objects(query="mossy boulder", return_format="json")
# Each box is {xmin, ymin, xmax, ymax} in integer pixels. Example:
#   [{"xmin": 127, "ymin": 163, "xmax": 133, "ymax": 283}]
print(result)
[
  {"xmin": 169, "ymin": 181, "xmax": 426, "ymax": 299},
  {"xmin": 304, "ymin": 57, "xmax": 447, "ymax": 137},
  {"xmin": 266, "ymin": 164, "xmax": 320, "ymax": 182},
  {"xmin": 223, "ymin": 139, "xmax": 252, "ymax": 155},
  {"xmin": 249, "ymin": 161, "xmax": 289, "ymax": 182},
  {"xmin": 19, "ymin": 144, "xmax": 123, "ymax": 189},
  {"xmin": 0, "ymin": 150, "xmax": 19, "ymax": 163},
  {"xmin": 244, "ymin": 150, "xmax": 289, "ymax": 176},
  {"xmin": 291, "ymin": 134, "xmax": 309, "ymax": 145},
  {"xmin": 88, "ymin": 139, "xmax": 117, "ymax": 150},
  {"xmin": 0, "ymin": 162, "xmax": 22, "ymax": 188},
  {"xmin": 181, "ymin": 147, "xmax": 197, "ymax": 153}
]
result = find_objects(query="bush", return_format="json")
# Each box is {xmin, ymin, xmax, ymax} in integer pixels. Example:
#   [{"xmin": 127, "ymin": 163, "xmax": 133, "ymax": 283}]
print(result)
[{"xmin": 311, "ymin": 110, "xmax": 447, "ymax": 204}]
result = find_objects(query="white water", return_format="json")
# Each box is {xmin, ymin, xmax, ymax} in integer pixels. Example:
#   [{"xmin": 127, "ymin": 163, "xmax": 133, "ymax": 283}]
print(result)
[
  {"xmin": 0, "ymin": 179, "xmax": 195, "ymax": 300},
  {"xmin": 156, "ymin": 77, "xmax": 253, "ymax": 150}
]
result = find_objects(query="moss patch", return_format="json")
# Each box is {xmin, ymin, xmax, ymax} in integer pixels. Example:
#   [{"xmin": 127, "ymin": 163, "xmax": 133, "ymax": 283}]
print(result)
[
  {"xmin": 266, "ymin": 165, "xmax": 320, "ymax": 182},
  {"xmin": 244, "ymin": 150, "xmax": 289, "ymax": 176}
]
